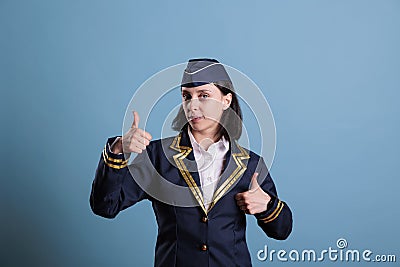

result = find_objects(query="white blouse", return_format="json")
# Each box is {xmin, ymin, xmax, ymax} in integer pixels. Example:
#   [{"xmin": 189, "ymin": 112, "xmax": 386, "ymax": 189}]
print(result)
[{"xmin": 188, "ymin": 129, "xmax": 229, "ymax": 210}]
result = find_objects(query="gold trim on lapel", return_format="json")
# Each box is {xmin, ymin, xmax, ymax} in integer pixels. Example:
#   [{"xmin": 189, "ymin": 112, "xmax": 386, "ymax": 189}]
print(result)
[
  {"xmin": 170, "ymin": 134, "xmax": 250, "ymax": 214},
  {"xmin": 208, "ymin": 141, "xmax": 250, "ymax": 211},
  {"xmin": 170, "ymin": 134, "xmax": 207, "ymax": 214}
]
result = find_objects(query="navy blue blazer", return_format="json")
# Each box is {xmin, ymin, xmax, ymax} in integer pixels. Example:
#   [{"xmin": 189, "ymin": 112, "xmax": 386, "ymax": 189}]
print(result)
[{"xmin": 90, "ymin": 130, "xmax": 292, "ymax": 267}]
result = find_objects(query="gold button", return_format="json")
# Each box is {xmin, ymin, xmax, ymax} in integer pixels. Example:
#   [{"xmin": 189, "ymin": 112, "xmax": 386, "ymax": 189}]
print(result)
[
  {"xmin": 200, "ymin": 244, "xmax": 208, "ymax": 251},
  {"xmin": 201, "ymin": 216, "xmax": 208, "ymax": 223}
]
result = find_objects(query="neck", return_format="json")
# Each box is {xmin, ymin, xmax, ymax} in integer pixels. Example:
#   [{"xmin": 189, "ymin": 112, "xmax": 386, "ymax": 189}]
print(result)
[{"xmin": 190, "ymin": 126, "xmax": 222, "ymax": 145}]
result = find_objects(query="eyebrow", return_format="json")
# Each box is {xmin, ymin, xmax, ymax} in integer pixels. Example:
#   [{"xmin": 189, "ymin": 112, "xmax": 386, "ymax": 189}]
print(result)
[{"xmin": 181, "ymin": 89, "xmax": 212, "ymax": 94}]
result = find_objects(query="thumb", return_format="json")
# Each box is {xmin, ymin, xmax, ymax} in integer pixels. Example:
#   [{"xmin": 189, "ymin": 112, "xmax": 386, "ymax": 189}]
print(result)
[
  {"xmin": 250, "ymin": 172, "xmax": 260, "ymax": 191},
  {"xmin": 131, "ymin": 111, "xmax": 139, "ymax": 129}
]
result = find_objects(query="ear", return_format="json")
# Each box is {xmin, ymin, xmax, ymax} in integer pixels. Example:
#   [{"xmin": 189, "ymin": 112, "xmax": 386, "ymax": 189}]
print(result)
[{"xmin": 222, "ymin": 93, "xmax": 232, "ymax": 110}]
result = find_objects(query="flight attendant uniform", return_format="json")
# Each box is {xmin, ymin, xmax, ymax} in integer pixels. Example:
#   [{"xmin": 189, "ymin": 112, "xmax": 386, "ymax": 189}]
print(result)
[
  {"xmin": 90, "ymin": 130, "xmax": 292, "ymax": 267},
  {"xmin": 90, "ymin": 58, "xmax": 293, "ymax": 266}
]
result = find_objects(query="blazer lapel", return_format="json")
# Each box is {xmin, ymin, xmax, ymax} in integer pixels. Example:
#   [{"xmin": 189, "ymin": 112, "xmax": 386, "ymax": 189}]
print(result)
[
  {"xmin": 208, "ymin": 140, "xmax": 250, "ymax": 211},
  {"xmin": 169, "ymin": 130, "xmax": 250, "ymax": 214},
  {"xmin": 170, "ymin": 131, "xmax": 207, "ymax": 214}
]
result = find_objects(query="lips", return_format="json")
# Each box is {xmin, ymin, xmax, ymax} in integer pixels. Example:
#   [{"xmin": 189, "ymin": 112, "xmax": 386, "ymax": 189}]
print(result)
[{"xmin": 189, "ymin": 115, "xmax": 204, "ymax": 122}]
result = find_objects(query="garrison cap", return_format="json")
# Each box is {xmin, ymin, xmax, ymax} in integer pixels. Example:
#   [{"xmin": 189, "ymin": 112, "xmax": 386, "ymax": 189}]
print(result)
[{"xmin": 181, "ymin": 58, "xmax": 232, "ymax": 87}]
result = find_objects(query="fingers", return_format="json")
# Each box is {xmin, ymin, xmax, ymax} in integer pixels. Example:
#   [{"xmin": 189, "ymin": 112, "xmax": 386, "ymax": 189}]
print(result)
[
  {"xmin": 236, "ymin": 201, "xmax": 250, "ymax": 213},
  {"xmin": 132, "ymin": 111, "xmax": 139, "ymax": 129},
  {"xmin": 236, "ymin": 199, "xmax": 246, "ymax": 206},
  {"xmin": 128, "ymin": 140, "xmax": 147, "ymax": 153},
  {"xmin": 123, "ymin": 112, "xmax": 153, "ymax": 153},
  {"xmin": 235, "ymin": 193, "xmax": 244, "ymax": 201},
  {"xmin": 235, "ymin": 172, "xmax": 266, "ymax": 214},
  {"xmin": 133, "ymin": 128, "xmax": 152, "ymax": 143},
  {"xmin": 124, "ymin": 131, "xmax": 152, "ymax": 153},
  {"xmin": 136, "ymin": 128, "xmax": 152, "ymax": 141},
  {"xmin": 235, "ymin": 192, "xmax": 248, "ymax": 204},
  {"xmin": 130, "ymin": 138, "xmax": 147, "ymax": 150},
  {"xmin": 235, "ymin": 193, "xmax": 248, "ymax": 212}
]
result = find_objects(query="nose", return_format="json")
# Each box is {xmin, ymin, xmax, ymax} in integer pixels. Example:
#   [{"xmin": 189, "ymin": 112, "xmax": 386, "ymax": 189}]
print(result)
[{"xmin": 187, "ymin": 98, "xmax": 200, "ymax": 111}]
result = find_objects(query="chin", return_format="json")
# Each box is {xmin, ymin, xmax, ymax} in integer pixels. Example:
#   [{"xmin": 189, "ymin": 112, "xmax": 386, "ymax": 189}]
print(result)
[
  {"xmin": 189, "ymin": 121, "xmax": 218, "ymax": 133},
  {"xmin": 188, "ymin": 123, "xmax": 203, "ymax": 132}
]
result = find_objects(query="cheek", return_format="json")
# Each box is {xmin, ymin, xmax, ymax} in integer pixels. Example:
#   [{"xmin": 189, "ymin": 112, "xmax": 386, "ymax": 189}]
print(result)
[
  {"xmin": 203, "ymin": 101, "xmax": 224, "ymax": 119},
  {"xmin": 182, "ymin": 102, "xmax": 189, "ymax": 112}
]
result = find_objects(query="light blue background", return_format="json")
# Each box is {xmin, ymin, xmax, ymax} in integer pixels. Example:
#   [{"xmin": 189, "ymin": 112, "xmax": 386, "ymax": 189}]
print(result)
[{"xmin": 1, "ymin": 0, "xmax": 399, "ymax": 266}]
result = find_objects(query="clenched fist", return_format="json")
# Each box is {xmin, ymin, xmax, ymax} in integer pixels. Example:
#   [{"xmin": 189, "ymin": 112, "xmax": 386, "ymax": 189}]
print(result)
[
  {"xmin": 235, "ymin": 173, "xmax": 272, "ymax": 215},
  {"xmin": 111, "ymin": 111, "xmax": 152, "ymax": 154}
]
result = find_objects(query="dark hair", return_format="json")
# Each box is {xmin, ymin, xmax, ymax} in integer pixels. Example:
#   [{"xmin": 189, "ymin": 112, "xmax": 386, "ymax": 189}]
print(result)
[{"xmin": 171, "ymin": 80, "xmax": 243, "ymax": 141}]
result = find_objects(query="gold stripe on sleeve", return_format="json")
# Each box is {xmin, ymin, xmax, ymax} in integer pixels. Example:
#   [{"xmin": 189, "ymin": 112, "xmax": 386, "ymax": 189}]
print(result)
[
  {"xmin": 102, "ymin": 149, "xmax": 128, "ymax": 169},
  {"xmin": 260, "ymin": 200, "xmax": 282, "ymax": 221},
  {"xmin": 262, "ymin": 202, "xmax": 284, "ymax": 224},
  {"xmin": 103, "ymin": 148, "xmax": 129, "ymax": 164}
]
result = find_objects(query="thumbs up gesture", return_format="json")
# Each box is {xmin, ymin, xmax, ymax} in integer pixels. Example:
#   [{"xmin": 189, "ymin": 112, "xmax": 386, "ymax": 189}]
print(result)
[
  {"xmin": 111, "ymin": 111, "xmax": 152, "ymax": 154},
  {"xmin": 235, "ymin": 173, "xmax": 272, "ymax": 214}
]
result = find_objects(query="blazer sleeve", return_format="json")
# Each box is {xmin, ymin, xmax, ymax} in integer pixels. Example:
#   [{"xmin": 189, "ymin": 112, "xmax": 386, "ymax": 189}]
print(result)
[
  {"xmin": 253, "ymin": 157, "xmax": 293, "ymax": 240},
  {"xmin": 90, "ymin": 136, "xmax": 150, "ymax": 219}
]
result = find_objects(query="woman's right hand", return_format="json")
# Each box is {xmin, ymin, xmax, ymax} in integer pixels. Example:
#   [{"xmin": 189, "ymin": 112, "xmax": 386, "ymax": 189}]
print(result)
[{"xmin": 111, "ymin": 111, "xmax": 152, "ymax": 154}]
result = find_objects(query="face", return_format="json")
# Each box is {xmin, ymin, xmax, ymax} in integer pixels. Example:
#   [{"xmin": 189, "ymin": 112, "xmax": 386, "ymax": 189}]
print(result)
[{"xmin": 181, "ymin": 83, "xmax": 232, "ymax": 136}]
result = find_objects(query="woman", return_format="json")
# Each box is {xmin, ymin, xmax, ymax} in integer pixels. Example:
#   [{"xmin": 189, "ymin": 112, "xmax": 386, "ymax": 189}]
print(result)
[{"xmin": 90, "ymin": 58, "xmax": 292, "ymax": 267}]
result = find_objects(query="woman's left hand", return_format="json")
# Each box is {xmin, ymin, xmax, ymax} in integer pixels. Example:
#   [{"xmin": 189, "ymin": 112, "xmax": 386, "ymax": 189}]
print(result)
[{"xmin": 235, "ymin": 173, "xmax": 271, "ymax": 214}]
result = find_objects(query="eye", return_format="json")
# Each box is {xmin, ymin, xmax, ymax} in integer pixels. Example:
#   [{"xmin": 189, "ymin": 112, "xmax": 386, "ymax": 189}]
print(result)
[
  {"xmin": 200, "ymin": 94, "xmax": 209, "ymax": 99},
  {"xmin": 182, "ymin": 93, "xmax": 191, "ymax": 100}
]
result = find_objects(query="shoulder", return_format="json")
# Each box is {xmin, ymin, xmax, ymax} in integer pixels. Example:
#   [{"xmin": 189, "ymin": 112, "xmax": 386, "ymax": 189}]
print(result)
[
  {"xmin": 234, "ymin": 141, "xmax": 262, "ymax": 161},
  {"xmin": 146, "ymin": 135, "xmax": 178, "ymax": 155},
  {"xmin": 148, "ymin": 136, "xmax": 176, "ymax": 147},
  {"xmin": 234, "ymin": 141, "xmax": 269, "ymax": 172}
]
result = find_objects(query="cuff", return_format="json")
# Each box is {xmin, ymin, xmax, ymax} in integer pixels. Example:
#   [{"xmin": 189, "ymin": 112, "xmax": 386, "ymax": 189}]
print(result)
[
  {"xmin": 255, "ymin": 197, "xmax": 285, "ymax": 224},
  {"xmin": 102, "ymin": 136, "xmax": 130, "ymax": 169}
]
